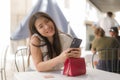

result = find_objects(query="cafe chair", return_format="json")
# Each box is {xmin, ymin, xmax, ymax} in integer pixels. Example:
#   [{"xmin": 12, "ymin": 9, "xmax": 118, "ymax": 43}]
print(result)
[
  {"xmin": 15, "ymin": 46, "xmax": 30, "ymax": 72},
  {"xmin": 92, "ymin": 48, "xmax": 120, "ymax": 73},
  {"xmin": 0, "ymin": 45, "xmax": 9, "ymax": 80}
]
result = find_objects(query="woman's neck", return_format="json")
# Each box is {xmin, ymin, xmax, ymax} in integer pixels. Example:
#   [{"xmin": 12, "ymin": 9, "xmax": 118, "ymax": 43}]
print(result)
[{"xmin": 48, "ymin": 37, "xmax": 53, "ymax": 44}]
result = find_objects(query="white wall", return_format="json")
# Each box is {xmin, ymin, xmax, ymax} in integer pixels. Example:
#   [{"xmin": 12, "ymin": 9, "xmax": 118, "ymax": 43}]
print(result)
[
  {"xmin": 0, "ymin": 0, "xmax": 10, "ymax": 46},
  {"xmin": 56, "ymin": 0, "xmax": 87, "ymax": 48}
]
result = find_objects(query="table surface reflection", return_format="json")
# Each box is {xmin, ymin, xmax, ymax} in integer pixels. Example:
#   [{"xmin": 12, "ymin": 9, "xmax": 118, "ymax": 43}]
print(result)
[{"xmin": 14, "ymin": 68, "xmax": 120, "ymax": 80}]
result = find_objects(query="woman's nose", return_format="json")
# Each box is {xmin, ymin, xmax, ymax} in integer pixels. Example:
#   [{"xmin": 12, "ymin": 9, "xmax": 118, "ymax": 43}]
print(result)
[{"xmin": 44, "ymin": 25, "xmax": 49, "ymax": 29}]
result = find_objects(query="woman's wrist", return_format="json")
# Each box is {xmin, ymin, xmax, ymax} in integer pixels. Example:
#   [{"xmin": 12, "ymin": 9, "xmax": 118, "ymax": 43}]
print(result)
[{"xmin": 56, "ymin": 55, "xmax": 64, "ymax": 63}]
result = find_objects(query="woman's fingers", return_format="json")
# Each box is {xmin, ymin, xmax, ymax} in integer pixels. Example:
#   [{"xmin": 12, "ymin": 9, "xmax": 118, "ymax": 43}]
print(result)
[
  {"xmin": 66, "ymin": 48, "xmax": 80, "ymax": 53},
  {"xmin": 68, "ymin": 48, "xmax": 81, "ymax": 58},
  {"xmin": 60, "ymin": 48, "xmax": 81, "ymax": 61}
]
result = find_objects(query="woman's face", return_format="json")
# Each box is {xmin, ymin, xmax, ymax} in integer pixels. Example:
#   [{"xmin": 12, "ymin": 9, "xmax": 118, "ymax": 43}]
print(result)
[{"xmin": 35, "ymin": 17, "xmax": 55, "ymax": 38}]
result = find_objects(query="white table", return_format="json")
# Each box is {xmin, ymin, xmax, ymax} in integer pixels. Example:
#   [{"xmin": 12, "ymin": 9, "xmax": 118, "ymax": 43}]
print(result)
[{"xmin": 14, "ymin": 68, "xmax": 120, "ymax": 80}]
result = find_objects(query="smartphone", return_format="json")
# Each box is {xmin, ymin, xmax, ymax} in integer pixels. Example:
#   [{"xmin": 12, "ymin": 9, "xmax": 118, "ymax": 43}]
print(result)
[{"xmin": 70, "ymin": 38, "xmax": 82, "ymax": 48}]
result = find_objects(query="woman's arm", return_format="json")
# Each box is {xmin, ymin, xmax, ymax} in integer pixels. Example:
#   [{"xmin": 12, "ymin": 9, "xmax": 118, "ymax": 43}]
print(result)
[
  {"xmin": 30, "ymin": 35, "xmax": 62, "ymax": 72},
  {"xmin": 30, "ymin": 36, "xmax": 72, "ymax": 72},
  {"xmin": 91, "ymin": 42, "xmax": 96, "ymax": 54},
  {"xmin": 91, "ymin": 48, "xmax": 96, "ymax": 54},
  {"xmin": 30, "ymin": 35, "xmax": 81, "ymax": 72}
]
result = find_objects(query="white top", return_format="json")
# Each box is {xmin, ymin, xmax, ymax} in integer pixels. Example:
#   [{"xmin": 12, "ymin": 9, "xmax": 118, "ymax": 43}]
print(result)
[
  {"xmin": 98, "ymin": 16, "xmax": 120, "ymax": 36},
  {"xmin": 29, "ymin": 33, "xmax": 73, "ymax": 70}
]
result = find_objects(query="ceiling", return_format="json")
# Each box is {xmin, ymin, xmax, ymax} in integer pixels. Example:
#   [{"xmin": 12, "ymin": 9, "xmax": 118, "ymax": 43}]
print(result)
[{"xmin": 89, "ymin": 0, "xmax": 120, "ymax": 13}]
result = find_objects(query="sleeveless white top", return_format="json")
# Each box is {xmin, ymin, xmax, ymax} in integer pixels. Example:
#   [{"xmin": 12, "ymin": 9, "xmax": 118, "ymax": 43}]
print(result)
[{"xmin": 29, "ymin": 33, "xmax": 73, "ymax": 70}]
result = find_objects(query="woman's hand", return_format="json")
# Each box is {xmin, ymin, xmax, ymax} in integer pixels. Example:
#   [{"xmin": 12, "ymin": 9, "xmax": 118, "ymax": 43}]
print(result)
[
  {"xmin": 68, "ymin": 48, "xmax": 81, "ymax": 58},
  {"xmin": 58, "ymin": 48, "xmax": 81, "ymax": 63}
]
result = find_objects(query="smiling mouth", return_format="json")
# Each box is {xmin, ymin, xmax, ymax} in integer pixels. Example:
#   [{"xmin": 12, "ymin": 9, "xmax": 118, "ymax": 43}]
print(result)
[
  {"xmin": 46, "ymin": 28, "xmax": 53, "ymax": 33},
  {"xmin": 46, "ymin": 30, "xmax": 51, "ymax": 33}
]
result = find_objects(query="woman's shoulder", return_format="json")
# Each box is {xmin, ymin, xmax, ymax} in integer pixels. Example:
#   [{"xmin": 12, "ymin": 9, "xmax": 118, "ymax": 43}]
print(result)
[
  {"xmin": 59, "ymin": 32, "xmax": 73, "ymax": 40},
  {"xmin": 58, "ymin": 32, "xmax": 73, "ymax": 50}
]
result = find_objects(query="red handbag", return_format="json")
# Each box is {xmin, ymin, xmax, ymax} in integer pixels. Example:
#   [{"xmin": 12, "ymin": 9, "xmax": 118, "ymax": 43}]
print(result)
[{"xmin": 63, "ymin": 57, "xmax": 86, "ymax": 76}]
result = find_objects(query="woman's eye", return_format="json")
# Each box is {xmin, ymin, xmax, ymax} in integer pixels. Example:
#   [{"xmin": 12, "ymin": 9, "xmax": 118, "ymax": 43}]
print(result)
[
  {"xmin": 38, "ymin": 25, "xmax": 43, "ymax": 29},
  {"xmin": 45, "ymin": 19, "xmax": 49, "ymax": 23}
]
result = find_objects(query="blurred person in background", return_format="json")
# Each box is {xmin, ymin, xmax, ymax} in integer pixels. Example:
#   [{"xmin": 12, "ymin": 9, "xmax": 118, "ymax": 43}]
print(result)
[
  {"xmin": 91, "ymin": 27, "xmax": 120, "ymax": 73},
  {"xmin": 109, "ymin": 26, "xmax": 120, "ymax": 44},
  {"xmin": 93, "ymin": 11, "xmax": 120, "ymax": 36}
]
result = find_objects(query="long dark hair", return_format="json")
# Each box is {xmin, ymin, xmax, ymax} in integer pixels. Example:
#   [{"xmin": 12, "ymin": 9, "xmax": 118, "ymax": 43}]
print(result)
[{"xmin": 29, "ymin": 12, "xmax": 62, "ymax": 59}]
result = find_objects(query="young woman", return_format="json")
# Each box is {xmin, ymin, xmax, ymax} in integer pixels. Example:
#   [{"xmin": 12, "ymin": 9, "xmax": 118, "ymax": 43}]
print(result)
[{"xmin": 29, "ymin": 12, "xmax": 81, "ymax": 72}]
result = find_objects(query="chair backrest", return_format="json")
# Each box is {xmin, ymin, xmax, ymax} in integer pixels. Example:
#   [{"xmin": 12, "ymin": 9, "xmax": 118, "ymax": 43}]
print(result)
[
  {"xmin": 15, "ymin": 46, "xmax": 30, "ymax": 72},
  {"xmin": 92, "ymin": 48, "xmax": 120, "ymax": 73},
  {"xmin": 0, "ymin": 44, "xmax": 9, "ymax": 69}
]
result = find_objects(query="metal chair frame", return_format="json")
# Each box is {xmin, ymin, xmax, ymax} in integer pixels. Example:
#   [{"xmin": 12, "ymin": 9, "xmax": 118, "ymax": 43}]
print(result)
[
  {"xmin": 15, "ymin": 47, "xmax": 30, "ymax": 72},
  {"xmin": 0, "ymin": 45, "xmax": 9, "ymax": 80}
]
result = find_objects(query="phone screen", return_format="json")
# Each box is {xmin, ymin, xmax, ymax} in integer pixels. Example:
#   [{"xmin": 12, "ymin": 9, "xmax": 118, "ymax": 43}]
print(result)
[{"xmin": 70, "ymin": 38, "xmax": 82, "ymax": 48}]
